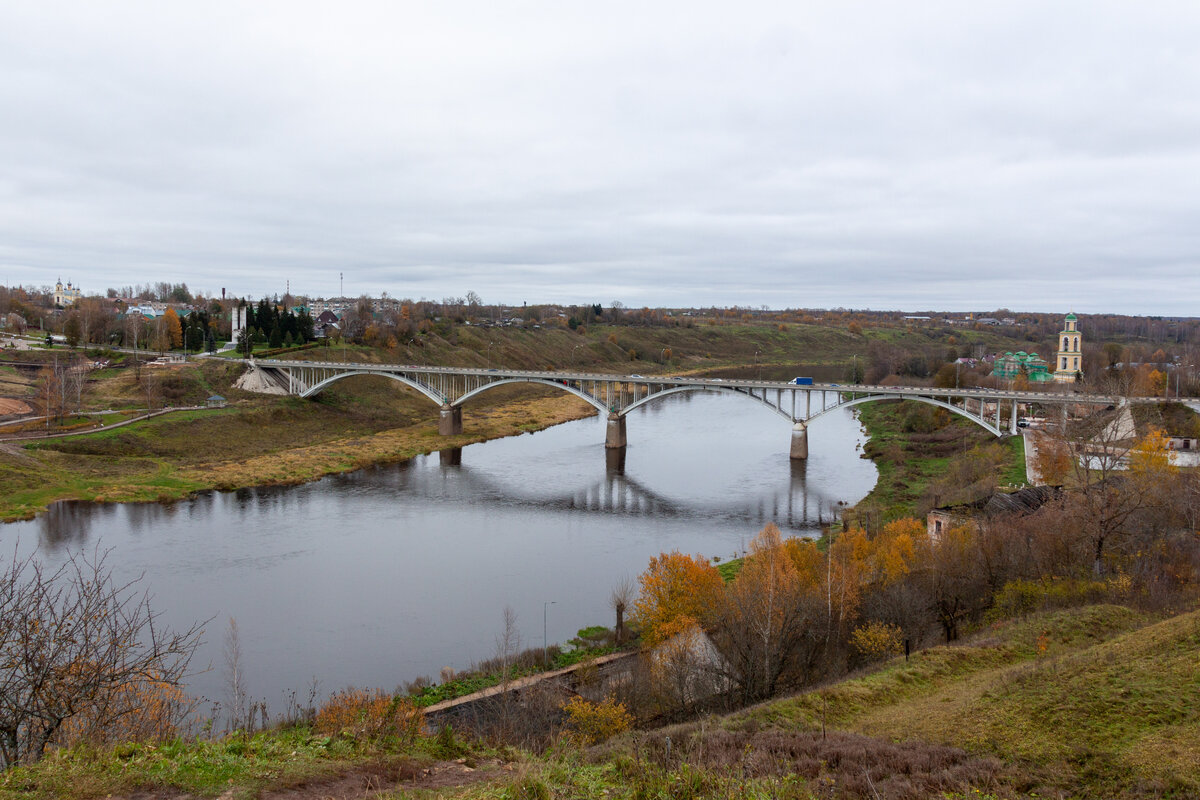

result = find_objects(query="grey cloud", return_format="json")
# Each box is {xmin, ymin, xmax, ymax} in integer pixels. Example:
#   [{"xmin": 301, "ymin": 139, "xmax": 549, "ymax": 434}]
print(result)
[{"xmin": 1, "ymin": 1, "xmax": 1198, "ymax": 313}]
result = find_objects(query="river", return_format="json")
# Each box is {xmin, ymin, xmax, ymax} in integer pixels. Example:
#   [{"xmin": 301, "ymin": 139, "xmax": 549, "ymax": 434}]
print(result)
[{"xmin": 2, "ymin": 392, "xmax": 876, "ymax": 711}]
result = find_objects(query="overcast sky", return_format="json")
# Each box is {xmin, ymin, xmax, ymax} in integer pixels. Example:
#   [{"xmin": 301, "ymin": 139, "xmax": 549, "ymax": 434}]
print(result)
[{"xmin": 2, "ymin": 2, "xmax": 1198, "ymax": 314}]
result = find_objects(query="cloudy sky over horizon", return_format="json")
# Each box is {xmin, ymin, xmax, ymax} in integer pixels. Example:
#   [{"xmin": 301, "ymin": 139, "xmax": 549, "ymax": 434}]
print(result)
[{"xmin": 2, "ymin": 1, "xmax": 1198, "ymax": 314}]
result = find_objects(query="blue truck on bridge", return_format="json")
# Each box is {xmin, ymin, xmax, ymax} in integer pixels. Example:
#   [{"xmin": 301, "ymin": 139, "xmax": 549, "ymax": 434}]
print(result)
[{"xmin": 790, "ymin": 377, "xmax": 813, "ymax": 385}]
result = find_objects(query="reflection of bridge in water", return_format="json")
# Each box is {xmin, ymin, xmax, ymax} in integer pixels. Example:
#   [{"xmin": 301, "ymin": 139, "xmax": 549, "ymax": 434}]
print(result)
[
  {"xmin": 245, "ymin": 359, "xmax": 1167, "ymax": 461},
  {"xmin": 436, "ymin": 448, "xmax": 841, "ymax": 532}
]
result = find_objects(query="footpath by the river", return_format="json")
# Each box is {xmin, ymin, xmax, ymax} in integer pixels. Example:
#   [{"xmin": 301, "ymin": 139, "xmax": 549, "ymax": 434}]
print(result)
[
  {"xmin": 0, "ymin": 404, "xmax": 219, "ymax": 443},
  {"xmin": 423, "ymin": 651, "xmax": 637, "ymax": 731}
]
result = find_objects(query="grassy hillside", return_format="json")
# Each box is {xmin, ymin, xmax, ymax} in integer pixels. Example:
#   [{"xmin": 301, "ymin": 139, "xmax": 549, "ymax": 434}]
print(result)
[
  {"xmin": 732, "ymin": 604, "xmax": 1198, "ymax": 798},
  {"xmin": 262, "ymin": 318, "xmax": 1044, "ymax": 380},
  {"xmin": 2, "ymin": 604, "xmax": 1193, "ymax": 799},
  {"xmin": 850, "ymin": 399, "xmax": 1027, "ymax": 527}
]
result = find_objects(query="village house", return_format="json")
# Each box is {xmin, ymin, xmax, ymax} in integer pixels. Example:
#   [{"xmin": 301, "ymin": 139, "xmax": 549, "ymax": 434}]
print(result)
[{"xmin": 927, "ymin": 485, "xmax": 1062, "ymax": 541}]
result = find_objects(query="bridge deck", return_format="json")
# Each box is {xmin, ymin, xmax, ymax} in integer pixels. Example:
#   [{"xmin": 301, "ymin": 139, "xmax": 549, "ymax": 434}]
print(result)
[
  {"xmin": 244, "ymin": 357, "xmax": 1172, "ymax": 450},
  {"xmin": 250, "ymin": 357, "xmax": 1152, "ymax": 406}
]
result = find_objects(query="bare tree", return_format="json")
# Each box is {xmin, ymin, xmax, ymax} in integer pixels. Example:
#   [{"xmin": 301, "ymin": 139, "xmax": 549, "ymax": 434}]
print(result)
[
  {"xmin": 1058, "ymin": 405, "xmax": 1150, "ymax": 575},
  {"xmin": 495, "ymin": 605, "xmax": 521, "ymax": 684},
  {"xmin": 223, "ymin": 617, "xmax": 248, "ymax": 732},
  {"xmin": 62, "ymin": 354, "xmax": 88, "ymax": 416},
  {"xmin": 0, "ymin": 547, "xmax": 204, "ymax": 768},
  {"xmin": 610, "ymin": 576, "xmax": 635, "ymax": 645}
]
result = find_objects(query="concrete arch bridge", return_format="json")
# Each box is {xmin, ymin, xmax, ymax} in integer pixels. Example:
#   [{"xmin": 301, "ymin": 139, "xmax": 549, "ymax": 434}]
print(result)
[{"xmin": 242, "ymin": 358, "xmax": 1152, "ymax": 460}]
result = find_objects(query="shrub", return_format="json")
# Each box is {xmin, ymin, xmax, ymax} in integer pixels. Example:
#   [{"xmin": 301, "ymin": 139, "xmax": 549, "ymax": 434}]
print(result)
[
  {"xmin": 58, "ymin": 676, "xmax": 192, "ymax": 748},
  {"xmin": 850, "ymin": 621, "xmax": 904, "ymax": 661},
  {"xmin": 988, "ymin": 577, "xmax": 1128, "ymax": 620},
  {"xmin": 562, "ymin": 696, "xmax": 632, "ymax": 746},
  {"xmin": 314, "ymin": 687, "xmax": 423, "ymax": 744}
]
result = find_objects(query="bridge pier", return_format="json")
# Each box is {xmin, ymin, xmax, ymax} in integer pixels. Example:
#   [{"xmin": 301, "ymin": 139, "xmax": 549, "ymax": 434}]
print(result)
[
  {"xmin": 789, "ymin": 421, "xmax": 809, "ymax": 460},
  {"xmin": 438, "ymin": 405, "xmax": 463, "ymax": 436},
  {"xmin": 605, "ymin": 413, "xmax": 627, "ymax": 449}
]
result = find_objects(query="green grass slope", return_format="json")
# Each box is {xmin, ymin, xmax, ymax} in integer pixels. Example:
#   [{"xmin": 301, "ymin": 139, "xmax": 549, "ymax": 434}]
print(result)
[{"xmin": 741, "ymin": 604, "xmax": 1200, "ymax": 798}]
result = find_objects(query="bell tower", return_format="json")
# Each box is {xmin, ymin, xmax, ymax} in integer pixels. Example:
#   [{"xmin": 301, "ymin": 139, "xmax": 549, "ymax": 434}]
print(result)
[{"xmin": 1053, "ymin": 312, "xmax": 1083, "ymax": 382}]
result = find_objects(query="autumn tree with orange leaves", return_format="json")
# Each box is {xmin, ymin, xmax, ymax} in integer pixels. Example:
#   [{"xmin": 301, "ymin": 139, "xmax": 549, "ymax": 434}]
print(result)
[
  {"xmin": 712, "ymin": 525, "xmax": 826, "ymax": 702},
  {"xmin": 630, "ymin": 551, "xmax": 723, "ymax": 647}
]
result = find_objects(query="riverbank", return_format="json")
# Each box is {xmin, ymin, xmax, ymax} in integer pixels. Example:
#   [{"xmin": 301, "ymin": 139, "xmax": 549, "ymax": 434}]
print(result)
[
  {"xmin": 847, "ymin": 399, "xmax": 1026, "ymax": 529},
  {"xmin": 0, "ymin": 385, "xmax": 597, "ymax": 522}
]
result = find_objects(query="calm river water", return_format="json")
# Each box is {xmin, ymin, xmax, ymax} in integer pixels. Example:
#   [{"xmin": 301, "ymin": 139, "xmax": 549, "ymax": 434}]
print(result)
[{"xmin": 2, "ymin": 393, "xmax": 876, "ymax": 709}]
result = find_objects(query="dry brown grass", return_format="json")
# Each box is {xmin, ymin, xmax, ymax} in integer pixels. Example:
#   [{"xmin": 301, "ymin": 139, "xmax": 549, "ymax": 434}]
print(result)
[{"xmin": 619, "ymin": 726, "xmax": 1016, "ymax": 799}]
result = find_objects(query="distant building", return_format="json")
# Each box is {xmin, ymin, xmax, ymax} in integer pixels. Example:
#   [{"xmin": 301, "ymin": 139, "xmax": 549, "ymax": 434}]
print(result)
[
  {"xmin": 53, "ymin": 279, "xmax": 82, "ymax": 307},
  {"xmin": 231, "ymin": 306, "xmax": 248, "ymax": 342},
  {"xmin": 991, "ymin": 351, "xmax": 1052, "ymax": 382},
  {"xmin": 314, "ymin": 310, "xmax": 340, "ymax": 338},
  {"xmin": 128, "ymin": 303, "xmax": 162, "ymax": 319},
  {"xmin": 1054, "ymin": 312, "xmax": 1083, "ymax": 382},
  {"xmin": 1167, "ymin": 435, "xmax": 1198, "ymax": 452}
]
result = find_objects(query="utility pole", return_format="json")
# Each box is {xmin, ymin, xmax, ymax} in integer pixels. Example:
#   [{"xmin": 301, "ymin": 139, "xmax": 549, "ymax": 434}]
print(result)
[
  {"xmin": 543, "ymin": 600, "xmax": 556, "ymax": 666},
  {"xmin": 45, "ymin": 355, "xmax": 52, "ymax": 429}
]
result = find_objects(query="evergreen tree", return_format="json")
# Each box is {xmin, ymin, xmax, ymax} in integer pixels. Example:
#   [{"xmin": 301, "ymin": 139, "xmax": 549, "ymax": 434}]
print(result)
[{"xmin": 297, "ymin": 311, "xmax": 315, "ymax": 342}]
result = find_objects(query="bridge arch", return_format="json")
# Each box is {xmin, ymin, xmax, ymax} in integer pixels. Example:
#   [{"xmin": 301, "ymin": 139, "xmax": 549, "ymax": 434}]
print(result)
[
  {"xmin": 619, "ymin": 384, "xmax": 795, "ymax": 422},
  {"xmin": 300, "ymin": 370, "xmax": 446, "ymax": 407},
  {"xmin": 807, "ymin": 394, "xmax": 1006, "ymax": 437},
  {"xmin": 453, "ymin": 378, "xmax": 610, "ymax": 414}
]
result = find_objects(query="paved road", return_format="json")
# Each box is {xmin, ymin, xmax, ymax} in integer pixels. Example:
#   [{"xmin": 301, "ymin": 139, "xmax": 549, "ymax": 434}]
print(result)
[
  {"xmin": 0, "ymin": 335, "xmax": 37, "ymax": 351},
  {"xmin": 1022, "ymin": 429, "xmax": 1045, "ymax": 485}
]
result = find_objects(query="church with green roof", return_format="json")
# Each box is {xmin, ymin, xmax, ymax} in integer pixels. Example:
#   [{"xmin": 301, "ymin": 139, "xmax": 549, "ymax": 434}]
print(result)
[{"xmin": 991, "ymin": 350, "xmax": 1052, "ymax": 382}]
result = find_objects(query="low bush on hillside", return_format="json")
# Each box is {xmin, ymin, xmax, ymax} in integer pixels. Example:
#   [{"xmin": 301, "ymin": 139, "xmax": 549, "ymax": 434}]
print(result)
[{"xmin": 314, "ymin": 688, "xmax": 423, "ymax": 745}]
